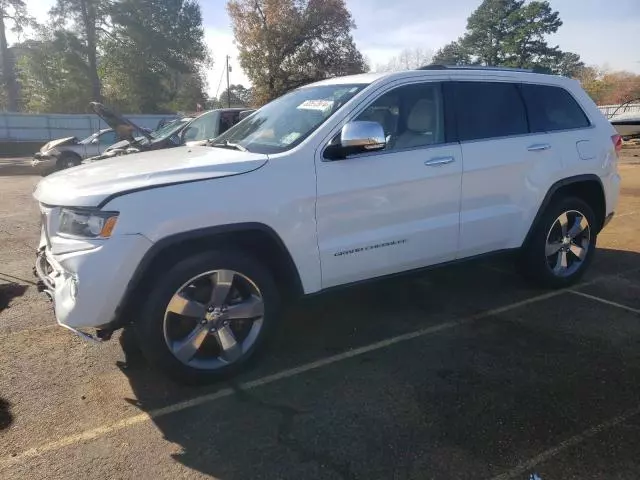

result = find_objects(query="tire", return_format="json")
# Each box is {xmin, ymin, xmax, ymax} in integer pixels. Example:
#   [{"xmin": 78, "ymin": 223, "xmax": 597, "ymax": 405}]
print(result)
[
  {"xmin": 57, "ymin": 153, "xmax": 81, "ymax": 170},
  {"xmin": 134, "ymin": 249, "xmax": 279, "ymax": 384},
  {"xmin": 519, "ymin": 196, "xmax": 597, "ymax": 289}
]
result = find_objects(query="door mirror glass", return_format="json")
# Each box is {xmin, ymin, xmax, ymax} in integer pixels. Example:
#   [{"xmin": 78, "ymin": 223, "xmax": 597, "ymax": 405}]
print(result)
[{"xmin": 324, "ymin": 121, "xmax": 386, "ymax": 160}]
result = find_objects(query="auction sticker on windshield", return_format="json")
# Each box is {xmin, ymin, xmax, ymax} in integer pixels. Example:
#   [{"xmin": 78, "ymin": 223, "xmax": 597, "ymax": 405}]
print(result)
[{"xmin": 297, "ymin": 100, "xmax": 334, "ymax": 112}]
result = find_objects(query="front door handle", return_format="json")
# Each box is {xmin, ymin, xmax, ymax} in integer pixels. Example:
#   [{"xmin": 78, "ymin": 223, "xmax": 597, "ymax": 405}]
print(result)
[
  {"xmin": 527, "ymin": 143, "xmax": 551, "ymax": 152},
  {"xmin": 425, "ymin": 156, "xmax": 454, "ymax": 166}
]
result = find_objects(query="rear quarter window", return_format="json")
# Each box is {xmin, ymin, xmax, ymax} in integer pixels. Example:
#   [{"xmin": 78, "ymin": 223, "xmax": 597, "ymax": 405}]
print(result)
[
  {"xmin": 452, "ymin": 81, "xmax": 528, "ymax": 141},
  {"xmin": 520, "ymin": 84, "xmax": 591, "ymax": 132}
]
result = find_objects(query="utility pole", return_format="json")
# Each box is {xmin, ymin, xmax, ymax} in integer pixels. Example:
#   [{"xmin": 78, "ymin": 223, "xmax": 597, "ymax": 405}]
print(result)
[{"xmin": 226, "ymin": 55, "xmax": 231, "ymax": 108}]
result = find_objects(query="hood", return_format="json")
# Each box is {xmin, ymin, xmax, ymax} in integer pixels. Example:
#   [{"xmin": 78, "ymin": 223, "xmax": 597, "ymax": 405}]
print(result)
[
  {"xmin": 41, "ymin": 136, "xmax": 77, "ymax": 152},
  {"xmin": 34, "ymin": 145, "xmax": 269, "ymax": 208},
  {"xmin": 90, "ymin": 102, "xmax": 153, "ymax": 143}
]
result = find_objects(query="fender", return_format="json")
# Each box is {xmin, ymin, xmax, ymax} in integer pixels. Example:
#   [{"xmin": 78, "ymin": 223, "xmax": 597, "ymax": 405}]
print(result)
[
  {"xmin": 522, "ymin": 174, "xmax": 605, "ymax": 247},
  {"xmin": 108, "ymin": 222, "xmax": 303, "ymax": 329}
]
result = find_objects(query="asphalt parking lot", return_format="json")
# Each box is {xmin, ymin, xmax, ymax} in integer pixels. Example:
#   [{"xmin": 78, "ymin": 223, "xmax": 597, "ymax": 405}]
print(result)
[{"xmin": 1, "ymin": 151, "xmax": 640, "ymax": 480}]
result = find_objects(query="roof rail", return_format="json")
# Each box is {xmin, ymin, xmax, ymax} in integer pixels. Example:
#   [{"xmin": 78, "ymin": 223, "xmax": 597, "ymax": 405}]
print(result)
[{"xmin": 418, "ymin": 64, "xmax": 535, "ymax": 73}]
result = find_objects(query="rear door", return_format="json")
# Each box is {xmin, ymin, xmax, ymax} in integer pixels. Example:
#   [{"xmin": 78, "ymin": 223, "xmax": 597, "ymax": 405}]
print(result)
[
  {"xmin": 453, "ymin": 80, "xmax": 557, "ymax": 258},
  {"xmin": 520, "ymin": 83, "xmax": 594, "ymax": 176}
]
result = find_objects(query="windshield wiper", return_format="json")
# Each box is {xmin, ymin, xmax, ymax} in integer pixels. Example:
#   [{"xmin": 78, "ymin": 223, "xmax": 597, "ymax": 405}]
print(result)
[{"xmin": 210, "ymin": 140, "xmax": 247, "ymax": 152}]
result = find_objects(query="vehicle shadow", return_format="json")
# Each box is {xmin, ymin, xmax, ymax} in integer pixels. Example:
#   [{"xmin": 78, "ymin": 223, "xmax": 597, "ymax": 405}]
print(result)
[
  {"xmin": 0, "ymin": 283, "xmax": 28, "ymax": 313},
  {"xmin": 0, "ymin": 398, "xmax": 13, "ymax": 431},
  {"xmin": 117, "ymin": 247, "xmax": 640, "ymax": 479}
]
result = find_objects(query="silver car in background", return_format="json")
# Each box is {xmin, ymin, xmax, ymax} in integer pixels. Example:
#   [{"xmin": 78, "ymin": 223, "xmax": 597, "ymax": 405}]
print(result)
[{"xmin": 32, "ymin": 128, "xmax": 119, "ymax": 173}]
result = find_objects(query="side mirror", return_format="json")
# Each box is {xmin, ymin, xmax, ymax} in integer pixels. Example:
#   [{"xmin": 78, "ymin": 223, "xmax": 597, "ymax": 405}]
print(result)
[
  {"xmin": 324, "ymin": 121, "xmax": 386, "ymax": 160},
  {"xmin": 91, "ymin": 138, "xmax": 99, "ymax": 145}
]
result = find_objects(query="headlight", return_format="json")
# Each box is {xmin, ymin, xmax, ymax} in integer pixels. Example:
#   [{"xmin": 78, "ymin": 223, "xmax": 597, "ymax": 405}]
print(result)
[{"xmin": 58, "ymin": 209, "xmax": 119, "ymax": 238}]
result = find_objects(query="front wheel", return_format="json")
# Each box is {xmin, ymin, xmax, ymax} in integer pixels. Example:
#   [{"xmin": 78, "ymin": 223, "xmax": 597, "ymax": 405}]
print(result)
[
  {"xmin": 135, "ymin": 250, "xmax": 279, "ymax": 384},
  {"xmin": 519, "ymin": 196, "xmax": 597, "ymax": 288},
  {"xmin": 58, "ymin": 153, "xmax": 81, "ymax": 170}
]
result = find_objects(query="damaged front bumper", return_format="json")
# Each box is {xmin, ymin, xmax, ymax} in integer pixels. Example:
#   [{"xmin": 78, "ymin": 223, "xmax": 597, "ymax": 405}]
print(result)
[
  {"xmin": 34, "ymin": 249, "xmax": 103, "ymax": 343},
  {"xmin": 33, "ymin": 231, "xmax": 153, "ymax": 344}
]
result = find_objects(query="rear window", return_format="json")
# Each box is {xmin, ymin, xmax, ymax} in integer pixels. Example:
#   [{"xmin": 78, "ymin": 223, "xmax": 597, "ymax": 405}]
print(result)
[
  {"xmin": 452, "ymin": 82, "xmax": 528, "ymax": 141},
  {"xmin": 521, "ymin": 84, "xmax": 590, "ymax": 132}
]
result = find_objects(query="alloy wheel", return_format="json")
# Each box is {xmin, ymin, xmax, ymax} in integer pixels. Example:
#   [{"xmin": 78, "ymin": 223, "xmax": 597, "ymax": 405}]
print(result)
[
  {"xmin": 163, "ymin": 269, "xmax": 265, "ymax": 370},
  {"xmin": 545, "ymin": 210, "xmax": 591, "ymax": 278}
]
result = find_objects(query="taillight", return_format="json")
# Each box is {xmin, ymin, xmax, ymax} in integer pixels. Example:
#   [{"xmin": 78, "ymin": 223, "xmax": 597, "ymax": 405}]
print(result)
[{"xmin": 611, "ymin": 134, "xmax": 622, "ymax": 157}]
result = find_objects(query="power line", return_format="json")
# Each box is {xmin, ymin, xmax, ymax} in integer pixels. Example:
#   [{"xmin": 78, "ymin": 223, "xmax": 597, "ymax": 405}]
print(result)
[{"xmin": 214, "ymin": 56, "xmax": 228, "ymax": 100}]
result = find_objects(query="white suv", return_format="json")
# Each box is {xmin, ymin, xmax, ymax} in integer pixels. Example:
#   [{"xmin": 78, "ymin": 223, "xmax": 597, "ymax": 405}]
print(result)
[{"xmin": 34, "ymin": 66, "xmax": 621, "ymax": 383}]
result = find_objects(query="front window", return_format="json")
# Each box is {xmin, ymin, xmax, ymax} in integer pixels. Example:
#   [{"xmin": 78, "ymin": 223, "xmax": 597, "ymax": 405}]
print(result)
[
  {"xmin": 214, "ymin": 84, "xmax": 366, "ymax": 154},
  {"xmin": 183, "ymin": 112, "xmax": 217, "ymax": 143},
  {"xmin": 98, "ymin": 131, "xmax": 117, "ymax": 145}
]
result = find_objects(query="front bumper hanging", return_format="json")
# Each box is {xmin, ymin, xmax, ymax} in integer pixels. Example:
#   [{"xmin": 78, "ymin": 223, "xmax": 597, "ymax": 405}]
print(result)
[{"xmin": 33, "ymin": 249, "xmax": 104, "ymax": 344}]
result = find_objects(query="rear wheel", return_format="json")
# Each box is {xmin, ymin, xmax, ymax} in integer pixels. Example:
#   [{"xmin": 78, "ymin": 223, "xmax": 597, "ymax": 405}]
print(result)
[
  {"xmin": 519, "ymin": 197, "xmax": 596, "ymax": 288},
  {"xmin": 135, "ymin": 250, "xmax": 279, "ymax": 384}
]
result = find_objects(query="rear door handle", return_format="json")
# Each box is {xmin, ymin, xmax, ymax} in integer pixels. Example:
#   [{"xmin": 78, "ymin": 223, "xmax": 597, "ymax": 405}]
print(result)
[
  {"xmin": 527, "ymin": 143, "xmax": 551, "ymax": 152},
  {"xmin": 425, "ymin": 156, "xmax": 454, "ymax": 166}
]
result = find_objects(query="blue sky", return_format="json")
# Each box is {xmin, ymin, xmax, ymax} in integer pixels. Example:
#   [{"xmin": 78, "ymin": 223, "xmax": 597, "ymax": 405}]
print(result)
[{"xmin": 18, "ymin": 0, "xmax": 640, "ymax": 95}]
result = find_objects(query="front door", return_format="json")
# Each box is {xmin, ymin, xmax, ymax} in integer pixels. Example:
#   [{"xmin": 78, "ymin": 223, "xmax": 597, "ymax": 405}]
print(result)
[
  {"xmin": 97, "ymin": 130, "xmax": 118, "ymax": 154},
  {"xmin": 315, "ymin": 81, "xmax": 462, "ymax": 288}
]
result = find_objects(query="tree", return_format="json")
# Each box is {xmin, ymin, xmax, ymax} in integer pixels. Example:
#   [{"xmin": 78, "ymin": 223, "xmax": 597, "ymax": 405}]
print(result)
[
  {"xmin": 16, "ymin": 32, "xmax": 93, "ymax": 113},
  {"xmin": 552, "ymin": 51, "xmax": 584, "ymax": 78},
  {"xmin": 432, "ymin": 40, "xmax": 470, "ymax": 65},
  {"xmin": 376, "ymin": 47, "xmax": 433, "ymax": 72},
  {"xmin": 0, "ymin": 0, "xmax": 30, "ymax": 111},
  {"xmin": 49, "ymin": 0, "xmax": 109, "ymax": 102},
  {"xmin": 228, "ymin": 0, "xmax": 367, "ymax": 105},
  {"xmin": 165, "ymin": 71, "xmax": 208, "ymax": 112},
  {"xmin": 434, "ymin": 0, "xmax": 582, "ymax": 76},
  {"xmin": 102, "ymin": 0, "xmax": 209, "ymax": 112},
  {"xmin": 219, "ymin": 84, "xmax": 252, "ymax": 107}
]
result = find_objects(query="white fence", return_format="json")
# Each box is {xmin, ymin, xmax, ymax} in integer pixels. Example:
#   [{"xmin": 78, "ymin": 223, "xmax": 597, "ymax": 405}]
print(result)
[
  {"xmin": 598, "ymin": 103, "xmax": 640, "ymax": 119},
  {"xmin": 0, "ymin": 112, "xmax": 178, "ymax": 143}
]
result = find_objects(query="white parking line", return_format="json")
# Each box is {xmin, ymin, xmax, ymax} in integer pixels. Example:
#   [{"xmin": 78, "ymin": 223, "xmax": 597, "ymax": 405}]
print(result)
[
  {"xmin": 569, "ymin": 290, "xmax": 640, "ymax": 315},
  {"xmin": 490, "ymin": 404, "xmax": 640, "ymax": 480},
  {"xmin": 615, "ymin": 211, "xmax": 637, "ymax": 218},
  {"xmin": 0, "ymin": 288, "xmax": 570, "ymax": 466}
]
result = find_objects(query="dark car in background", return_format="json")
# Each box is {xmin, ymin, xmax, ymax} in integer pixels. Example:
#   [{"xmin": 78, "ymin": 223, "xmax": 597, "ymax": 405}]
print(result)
[{"xmin": 181, "ymin": 108, "xmax": 255, "ymax": 146}]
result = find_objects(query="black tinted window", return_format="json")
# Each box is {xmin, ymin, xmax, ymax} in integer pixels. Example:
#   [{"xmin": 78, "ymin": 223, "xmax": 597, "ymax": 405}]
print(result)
[
  {"xmin": 453, "ymin": 82, "xmax": 528, "ymax": 141},
  {"xmin": 521, "ymin": 84, "xmax": 590, "ymax": 132}
]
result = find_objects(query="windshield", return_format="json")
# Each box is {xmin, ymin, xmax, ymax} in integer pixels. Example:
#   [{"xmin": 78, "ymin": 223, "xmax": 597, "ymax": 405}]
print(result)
[
  {"xmin": 213, "ymin": 84, "xmax": 366, "ymax": 154},
  {"xmin": 151, "ymin": 119, "xmax": 189, "ymax": 139}
]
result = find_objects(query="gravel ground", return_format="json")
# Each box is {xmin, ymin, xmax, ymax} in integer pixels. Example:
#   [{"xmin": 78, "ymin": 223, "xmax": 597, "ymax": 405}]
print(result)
[{"xmin": 1, "ymin": 152, "xmax": 640, "ymax": 479}]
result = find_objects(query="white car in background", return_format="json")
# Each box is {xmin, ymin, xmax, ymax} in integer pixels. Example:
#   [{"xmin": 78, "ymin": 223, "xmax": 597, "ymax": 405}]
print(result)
[
  {"xmin": 34, "ymin": 65, "xmax": 620, "ymax": 384},
  {"xmin": 32, "ymin": 129, "xmax": 120, "ymax": 173}
]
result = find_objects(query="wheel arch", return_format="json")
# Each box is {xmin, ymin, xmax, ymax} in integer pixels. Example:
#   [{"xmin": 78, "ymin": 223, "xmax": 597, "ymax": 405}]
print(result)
[
  {"xmin": 112, "ymin": 223, "xmax": 304, "ymax": 329},
  {"xmin": 56, "ymin": 150, "xmax": 82, "ymax": 167},
  {"xmin": 522, "ymin": 174, "xmax": 606, "ymax": 247}
]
